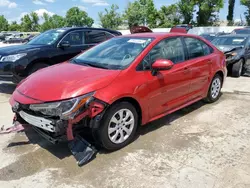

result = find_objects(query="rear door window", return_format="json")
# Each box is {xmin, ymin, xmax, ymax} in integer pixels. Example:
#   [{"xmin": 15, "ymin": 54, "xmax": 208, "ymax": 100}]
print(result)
[
  {"xmin": 62, "ymin": 31, "xmax": 85, "ymax": 45},
  {"xmin": 85, "ymin": 30, "xmax": 113, "ymax": 44},
  {"xmin": 184, "ymin": 37, "xmax": 212, "ymax": 59}
]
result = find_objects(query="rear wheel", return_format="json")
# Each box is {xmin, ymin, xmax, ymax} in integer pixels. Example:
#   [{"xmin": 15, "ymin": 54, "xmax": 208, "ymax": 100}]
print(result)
[
  {"xmin": 97, "ymin": 102, "xmax": 138, "ymax": 151},
  {"xmin": 29, "ymin": 63, "xmax": 49, "ymax": 75},
  {"xmin": 232, "ymin": 59, "xmax": 243, "ymax": 78},
  {"xmin": 205, "ymin": 74, "xmax": 222, "ymax": 103}
]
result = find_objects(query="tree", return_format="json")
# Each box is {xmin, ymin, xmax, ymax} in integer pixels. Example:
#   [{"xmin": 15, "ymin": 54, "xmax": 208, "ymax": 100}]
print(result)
[
  {"xmin": 177, "ymin": 0, "xmax": 195, "ymax": 24},
  {"xmin": 40, "ymin": 14, "xmax": 65, "ymax": 32},
  {"xmin": 20, "ymin": 12, "xmax": 40, "ymax": 32},
  {"xmin": 123, "ymin": 0, "xmax": 158, "ymax": 28},
  {"xmin": 50, "ymin": 15, "xmax": 65, "ymax": 28},
  {"xmin": 158, "ymin": 4, "xmax": 182, "ymax": 28},
  {"xmin": 0, "ymin": 15, "xmax": 9, "ymax": 31},
  {"xmin": 99, "ymin": 4, "xmax": 122, "ymax": 29},
  {"xmin": 8, "ymin": 21, "xmax": 21, "ymax": 31},
  {"xmin": 139, "ymin": 0, "xmax": 158, "ymax": 28},
  {"xmin": 227, "ymin": 0, "xmax": 235, "ymax": 26},
  {"xmin": 30, "ymin": 12, "xmax": 39, "ymax": 31},
  {"xmin": 20, "ymin": 14, "xmax": 32, "ymax": 32},
  {"xmin": 40, "ymin": 13, "xmax": 52, "ymax": 32},
  {"xmin": 241, "ymin": 0, "xmax": 250, "ymax": 25},
  {"xmin": 65, "ymin": 7, "xmax": 93, "ymax": 27},
  {"xmin": 195, "ymin": 0, "xmax": 224, "ymax": 26},
  {"xmin": 124, "ymin": 1, "xmax": 144, "ymax": 28}
]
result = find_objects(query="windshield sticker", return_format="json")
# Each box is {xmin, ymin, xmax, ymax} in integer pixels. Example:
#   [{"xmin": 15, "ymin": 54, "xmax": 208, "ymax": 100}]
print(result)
[
  {"xmin": 233, "ymin": 39, "xmax": 245, "ymax": 42},
  {"xmin": 127, "ymin": 39, "xmax": 147, "ymax": 44}
]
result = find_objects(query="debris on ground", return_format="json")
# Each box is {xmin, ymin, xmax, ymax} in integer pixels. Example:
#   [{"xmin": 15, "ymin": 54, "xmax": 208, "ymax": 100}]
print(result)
[{"xmin": 0, "ymin": 122, "xmax": 27, "ymax": 134}]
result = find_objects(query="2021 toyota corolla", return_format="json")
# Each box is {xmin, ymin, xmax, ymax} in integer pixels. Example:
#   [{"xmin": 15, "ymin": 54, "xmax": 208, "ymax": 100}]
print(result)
[{"xmin": 10, "ymin": 33, "xmax": 227, "ymax": 151}]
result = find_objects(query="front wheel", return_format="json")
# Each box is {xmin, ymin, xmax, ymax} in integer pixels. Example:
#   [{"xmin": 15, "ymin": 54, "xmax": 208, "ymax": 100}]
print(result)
[
  {"xmin": 97, "ymin": 102, "xmax": 138, "ymax": 151},
  {"xmin": 204, "ymin": 74, "xmax": 222, "ymax": 103}
]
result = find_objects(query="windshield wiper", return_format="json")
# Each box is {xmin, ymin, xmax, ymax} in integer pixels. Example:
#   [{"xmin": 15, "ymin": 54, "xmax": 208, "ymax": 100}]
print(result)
[
  {"xmin": 71, "ymin": 59, "xmax": 109, "ymax": 69},
  {"xmin": 83, "ymin": 63, "xmax": 109, "ymax": 69}
]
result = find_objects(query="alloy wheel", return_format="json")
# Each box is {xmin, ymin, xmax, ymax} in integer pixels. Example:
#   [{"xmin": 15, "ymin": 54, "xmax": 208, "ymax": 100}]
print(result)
[
  {"xmin": 108, "ymin": 109, "xmax": 135, "ymax": 144},
  {"xmin": 211, "ymin": 77, "xmax": 221, "ymax": 99}
]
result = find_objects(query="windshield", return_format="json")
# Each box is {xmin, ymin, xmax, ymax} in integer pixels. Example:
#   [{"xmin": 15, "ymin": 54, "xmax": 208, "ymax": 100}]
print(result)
[
  {"xmin": 233, "ymin": 29, "xmax": 250, "ymax": 34},
  {"xmin": 212, "ymin": 37, "xmax": 247, "ymax": 46},
  {"xmin": 73, "ymin": 37, "xmax": 154, "ymax": 70},
  {"xmin": 27, "ymin": 29, "xmax": 65, "ymax": 45}
]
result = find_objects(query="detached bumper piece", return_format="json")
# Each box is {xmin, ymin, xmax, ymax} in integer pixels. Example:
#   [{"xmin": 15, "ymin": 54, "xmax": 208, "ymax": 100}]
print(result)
[{"xmin": 68, "ymin": 135, "xmax": 97, "ymax": 166}]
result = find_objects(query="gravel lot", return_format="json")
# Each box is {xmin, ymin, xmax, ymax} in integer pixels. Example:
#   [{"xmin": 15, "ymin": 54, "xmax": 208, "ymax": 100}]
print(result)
[{"xmin": 0, "ymin": 76, "xmax": 249, "ymax": 188}]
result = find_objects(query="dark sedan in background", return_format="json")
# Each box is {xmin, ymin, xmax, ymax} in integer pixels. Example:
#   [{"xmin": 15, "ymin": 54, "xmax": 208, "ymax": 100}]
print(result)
[
  {"xmin": 212, "ymin": 35, "xmax": 250, "ymax": 77},
  {"xmin": 0, "ymin": 27, "xmax": 121, "ymax": 83}
]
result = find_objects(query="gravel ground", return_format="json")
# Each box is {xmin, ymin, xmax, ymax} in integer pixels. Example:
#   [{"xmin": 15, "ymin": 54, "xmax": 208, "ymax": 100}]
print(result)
[{"xmin": 0, "ymin": 76, "xmax": 249, "ymax": 188}]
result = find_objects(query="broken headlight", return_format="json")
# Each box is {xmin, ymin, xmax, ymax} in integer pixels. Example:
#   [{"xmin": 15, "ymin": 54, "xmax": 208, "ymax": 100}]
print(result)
[{"xmin": 29, "ymin": 92, "xmax": 94, "ymax": 119}]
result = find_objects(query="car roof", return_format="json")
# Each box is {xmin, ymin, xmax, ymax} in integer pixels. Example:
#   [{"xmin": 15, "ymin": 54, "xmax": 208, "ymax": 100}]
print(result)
[
  {"xmin": 121, "ymin": 32, "xmax": 201, "ymax": 39},
  {"xmin": 50, "ymin": 27, "xmax": 121, "ymax": 35},
  {"xmin": 217, "ymin": 34, "xmax": 250, "ymax": 38},
  {"xmin": 234, "ymin": 28, "xmax": 250, "ymax": 30}
]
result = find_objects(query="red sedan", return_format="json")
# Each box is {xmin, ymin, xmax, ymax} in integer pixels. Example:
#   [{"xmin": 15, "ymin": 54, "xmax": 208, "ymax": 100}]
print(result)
[{"xmin": 10, "ymin": 33, "xmax": 227, "ymax": 151}]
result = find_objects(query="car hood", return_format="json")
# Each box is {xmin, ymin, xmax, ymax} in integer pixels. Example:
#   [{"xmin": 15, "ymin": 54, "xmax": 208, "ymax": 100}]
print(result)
[
  {"xmin": 16, "ymin": 63, "xmax": 121, "ymax": 102},
  {"xmin": 215, "ymin": 45, "xmax": 243, "ymax": 53},
  {"xmin": 0, "ymin": 44, "xmax": 44, "ymax": 55}
]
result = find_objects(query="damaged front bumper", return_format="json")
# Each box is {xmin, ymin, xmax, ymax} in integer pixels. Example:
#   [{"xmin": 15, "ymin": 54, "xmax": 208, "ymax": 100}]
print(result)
[{"xmin": 12, "ymin": 98, "xmax": 108, "ymax": 144}]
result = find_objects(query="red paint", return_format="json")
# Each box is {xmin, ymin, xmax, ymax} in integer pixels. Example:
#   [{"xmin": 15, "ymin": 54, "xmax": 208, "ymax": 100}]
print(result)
[
  {"xmin": 170, "ymin": 28, "xmax": 187, "ymax": 33},
  {"xmin": 152, "ymin": 59, "xmax": 174, "ymax": 70},
  {"xmin": 10, "ymin": 33, "xmax": 227, "ymax": 128}
]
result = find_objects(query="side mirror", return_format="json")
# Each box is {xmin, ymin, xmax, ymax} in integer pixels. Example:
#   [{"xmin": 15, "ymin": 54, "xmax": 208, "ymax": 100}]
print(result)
[
  {"xmin": 59, "ymin": 41, "xmax": 70, "ymax": 48},
  {"xmin": 151, "ymin": 59, "xmax": 174, "ymax": 76}
]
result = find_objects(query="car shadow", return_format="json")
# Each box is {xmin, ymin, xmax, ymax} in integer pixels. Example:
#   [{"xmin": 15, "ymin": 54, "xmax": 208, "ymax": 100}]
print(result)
[
  {"xmin": 99, "ymin": 100, "xmax": 206, "ymax": 155},
  {"xmin": 7, "ymin": 100, "xmax": 206, "ymax": 160},
  {"xmin": 7, "ymin": 127, "xmax": 72, "ymax": 160}
]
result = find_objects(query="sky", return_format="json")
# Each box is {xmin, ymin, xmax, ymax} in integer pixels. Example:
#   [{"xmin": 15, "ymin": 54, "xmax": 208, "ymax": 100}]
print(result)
[{"xmin": 0, "ymin": 0, "xmax": 247, "ymax": 25}]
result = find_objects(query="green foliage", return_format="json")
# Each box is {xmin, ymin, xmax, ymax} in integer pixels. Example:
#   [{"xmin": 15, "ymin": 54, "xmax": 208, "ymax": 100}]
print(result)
[
  {"xmin": 124, "ymin": 1, "xmax": 144, "ymax": 28},
  {"xmin": 20, "ymin": 12, "xmax": 40, "ymax": 32},
  {"xmin": 8, "ymin": 21, "xmax": 21, "ymax": 31},
  {"xmin": 30, "ymin": 12, "xmax": 39, "ymax": 31},
  {"xmin": 40, "ymin": 13, "xmax": 65, "ymax": 32},
  {"xmin": 139, "ymin": 0, "xmax": 158, "ymax": 28},
  {"xmin": 195, "ymin": 0, "xmax": 224, "ymax": 26},
  {"xmin": 123, "ymin": 0, "xmax": 158, "ymax": 28},
  {"xmin": 98, "ymin": 4, "xmax": 122, "ymax": 29},
  {"xmin": 158, "ymin": 4, "xmax": 182, "ymax": 28},
  {"xmin": 241, "ymin": 0, "xmax": 250, "ymax": 25},
  {"xmin": 177, "ymin": 0, "xmax": 195, "ymax": 24},
  {"xmin": 21, "ymin": 14, "xmax": 32, "ymax": 32},
  {"xmin": 0, "ymin": 15, "xmax": 9, "ymax": 31},
  {"xmin": 65, "ymin": 7, "xmax": 94, "ymax": 27}
]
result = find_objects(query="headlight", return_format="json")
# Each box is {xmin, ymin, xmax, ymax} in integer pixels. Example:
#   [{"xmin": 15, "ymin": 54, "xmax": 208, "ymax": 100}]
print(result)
[
  {"xmin": 29, "ymin": 92, "xmax": 94, "ymax": 119},
  {"xmin": 0, "ymin": 53, "xmax": 27, "ymax": 62}
]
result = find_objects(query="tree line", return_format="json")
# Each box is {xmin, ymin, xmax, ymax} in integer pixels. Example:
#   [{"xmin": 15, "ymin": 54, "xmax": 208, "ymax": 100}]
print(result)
[{"xmin": 0, "ymin": 0, "xmax": 249, "ymax": 32}]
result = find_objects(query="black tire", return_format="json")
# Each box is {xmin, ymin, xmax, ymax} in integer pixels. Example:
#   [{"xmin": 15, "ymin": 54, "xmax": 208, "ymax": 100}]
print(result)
[
  {"xmin": 232, "ymin": 59, "xmax": 244, "ymax": 78},
  {"xmin": 204, "ymin": 74, "xmax": 222, "ymax": 103},
  {"xmin": 96, "ymin": 102, "xmax": 138, "ymax": 151},
  {"xmin": 29, "ymin": 63, "xmax": 49, "ymax": 75}
]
